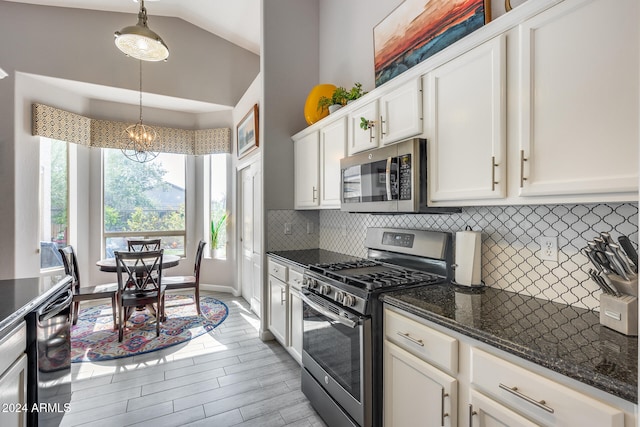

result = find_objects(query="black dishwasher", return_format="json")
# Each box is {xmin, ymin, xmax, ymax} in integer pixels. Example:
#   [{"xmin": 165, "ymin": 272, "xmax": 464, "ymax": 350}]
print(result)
[{"xmin": 26, "ymin": 281, "xmax": 73, "ymax": 427}]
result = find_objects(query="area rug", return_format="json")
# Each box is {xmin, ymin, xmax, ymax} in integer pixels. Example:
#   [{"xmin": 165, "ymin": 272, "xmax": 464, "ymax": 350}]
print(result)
[{"xmin": 71, "ymin": 295, "xmax": 228, "ymax": 362}]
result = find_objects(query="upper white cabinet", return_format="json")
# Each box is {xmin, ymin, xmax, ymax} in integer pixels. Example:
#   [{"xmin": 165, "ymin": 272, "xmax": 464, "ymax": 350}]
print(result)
[
  {"xmin": 379, "ymin": 78, "xmax": 423, "ymax": 145},
  {"xmin": 319, "ymin": 117, "xmax": 346, "ymax": 208},
  {"xmin": 517, "ymin": 0, "xmax": 638, "ymax": 199},
  {"xmin": 348, "ymin": 99, "xmax": 380, "ymax": 155},
  {"xmin": 426, "ymin": 35, "xmax": 506, "ymax": 203},
  {"xmin": 293, "ymin": 116, "xmax": 346, "ymax": 210},
  {"xmin": 294, "ymin": 131, "xmax": 319, "ymax": 209}
]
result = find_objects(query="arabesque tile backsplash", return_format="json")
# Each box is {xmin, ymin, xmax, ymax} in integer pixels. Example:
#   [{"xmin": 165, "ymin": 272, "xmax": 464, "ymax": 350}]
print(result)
[{"xmin": 268, "ymin": 203, "xmax": 638, "ymax": 311}]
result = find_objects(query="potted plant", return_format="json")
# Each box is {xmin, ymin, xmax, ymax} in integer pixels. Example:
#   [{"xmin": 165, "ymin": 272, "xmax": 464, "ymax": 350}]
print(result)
[
  {"xmin": 317, "ymin": 86, "xmax": 349, "ymax": 114},
  {"xmin": 347, "ymin": 82, "xmax": 367, "ymax": 103},
  {"xmin": 210, "ymin": 213, "xmax": 227, "ymax": 257}
]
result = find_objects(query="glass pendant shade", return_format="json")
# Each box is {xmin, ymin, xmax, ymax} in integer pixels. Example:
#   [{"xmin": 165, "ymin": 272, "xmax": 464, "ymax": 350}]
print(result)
[{"xmin": 114, "ymin": 0, "xmax": 169, "ymax": 62}]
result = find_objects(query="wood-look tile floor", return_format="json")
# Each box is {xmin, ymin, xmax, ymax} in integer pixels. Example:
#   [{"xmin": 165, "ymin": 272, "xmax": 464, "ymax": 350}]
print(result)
[{"xmin": 62, "ymin": 291, "xmax": 327, "ymax": 427}]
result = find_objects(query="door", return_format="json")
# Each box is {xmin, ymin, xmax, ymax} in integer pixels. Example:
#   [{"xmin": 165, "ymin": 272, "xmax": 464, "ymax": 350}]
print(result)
[
  {"xmin": 348, "ymin": 99, "xmax": 379, "ymax": 155},
  {"xmin": 240, "ymin": 160, "xmax": 262, "ymax": 317},
  {"xmin": 426, "ymin": 35, "xmax": 506, "ymax": 203},
  {"xmin": 319, "ymin": 118, "xmax": 346, "ymax": 208},
  {"xmin": 294, "ymin": 132, "xmax": 319, "ymax": 208},
  {"xmin": 379, "ymin": 78, "xmax": 423, "ymax": 145},
  {"xmin": 384, "ymin": 341, "xmax": 457, "ymax": 427},
  {"xmin": 517, "ymin": 0, "xmax": 638, "ymax": 197},
  {"xmin": 268, "ymin": 276, "xmax": 287, "ymax": 344},
  {"xmin": 469, "ymin": 389, "xmax": 539, "ymax": 427}
]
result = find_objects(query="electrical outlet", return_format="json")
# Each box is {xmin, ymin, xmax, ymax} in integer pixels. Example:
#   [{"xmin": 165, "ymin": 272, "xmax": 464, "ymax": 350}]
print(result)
[
  {"xmin": 284, "ymin": 223, "xmax": 292, "ymax": 235},
  {"xmin": 307, "ymin": 222, "xmax": 314, "ymax": 234},
  {"xmin": 539, "ymin": 236, "xmax": 558, "ymax": 262}
]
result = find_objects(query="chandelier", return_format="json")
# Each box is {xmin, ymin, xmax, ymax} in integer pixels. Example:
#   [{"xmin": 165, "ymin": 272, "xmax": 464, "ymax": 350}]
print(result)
[
  {"xmin": 114, "ymin": 0, "xmax": 169, "ymax": 62},
  {"xmin": 120, "ymin": 61, "xmax": 159, "ymax": 163}
]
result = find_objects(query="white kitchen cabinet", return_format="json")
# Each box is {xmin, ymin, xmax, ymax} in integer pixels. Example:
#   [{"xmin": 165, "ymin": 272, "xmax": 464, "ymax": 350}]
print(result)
[
  {"xmin": 319, "ymin": 117, "xmax": 346, "ymax": 208},
  {"xmin": 379, "ymin": 78, "xmax": 423, "ymax": 146},
  {"xmin": 517, "ymin": 0, "xmax": 638, "ymax": 199},
  {"xmin": 0, "ymin": 322, "xmax": 27, "ymax": 427},
  {"xmin": 268, "ymin": 275, "xmax": 288, "ymax": 345},
  {"xmin": 288, "ymin": 268, "xmax": 304, "ymax": 365},
  {"xmin": 384, "ymin": 341, "xmax": 457, "ymax": 427},
  {"xmin": 294, "ymin": 131, "xmax": 319, "ymax": 209},
  {"xmin": 347, "ymin": 99, "xmax": 379, "ymax": 155},
  {"xmin": 426, "ymin": 35, "xmax": 507, "ymax": 203},
  {"xmin": 469, "ymin": 389, "xmax": 539, "ymax": 427}
]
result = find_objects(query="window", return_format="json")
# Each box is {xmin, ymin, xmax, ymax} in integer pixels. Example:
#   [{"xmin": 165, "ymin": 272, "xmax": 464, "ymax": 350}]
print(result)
[
  {"xmin": 103, "ymin": 150, "xmax": 186, "ymax": 257},
  {"xmin": 39, "ymin": 138, "xmax": 68, "ymax": 270},
  {"xmin": 210, "ymin": 154, "xmax": 228, "ymax": 259}
]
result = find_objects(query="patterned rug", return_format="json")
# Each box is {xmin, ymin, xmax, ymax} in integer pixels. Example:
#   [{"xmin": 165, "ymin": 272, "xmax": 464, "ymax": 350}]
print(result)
[{"xmin": 71, "ymin": 295, "xmax": 228, "ymax": 362}]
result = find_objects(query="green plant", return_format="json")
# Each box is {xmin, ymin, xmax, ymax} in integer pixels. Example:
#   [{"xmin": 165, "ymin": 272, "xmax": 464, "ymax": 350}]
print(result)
[
  {"xmin": 210, "ymin": 213, "xmax": 228, "ymax": 249},
  {"xmin": 360, "ymin": 117, "xmax": 375, "ymax": 131},
  {"xmin": 347, "ymin": 82, "xmax": 366, "ymax": 101},
  {"xmin": 317, "ymin": 86, "xmax": 349, "ymax": 112}
]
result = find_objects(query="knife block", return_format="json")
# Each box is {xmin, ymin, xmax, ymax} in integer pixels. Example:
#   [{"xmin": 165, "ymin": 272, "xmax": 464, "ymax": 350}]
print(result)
[
  {"xmin": 600, "ymin": 293, "xmax": 638, "ymax": 336},
  {"xmin": 608, "ymin": 274, "xmax": 638, "ymax": 297}
]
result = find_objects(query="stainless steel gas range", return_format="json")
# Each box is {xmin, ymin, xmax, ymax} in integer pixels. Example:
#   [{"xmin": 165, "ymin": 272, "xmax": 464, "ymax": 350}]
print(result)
[{"xmin": 301, "ymin": 228, "xmax": 453, "ymax": 427}]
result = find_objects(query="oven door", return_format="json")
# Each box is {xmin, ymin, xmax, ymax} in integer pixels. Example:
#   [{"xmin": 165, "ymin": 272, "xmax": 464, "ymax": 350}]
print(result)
[{"xmin": 301, "ymin": 290, "xmax": 371, "ymax": 427}]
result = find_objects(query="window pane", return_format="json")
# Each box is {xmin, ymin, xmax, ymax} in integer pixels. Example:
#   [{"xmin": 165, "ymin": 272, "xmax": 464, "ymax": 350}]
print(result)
[
  {"xmin": 40, "ymin": 138, "xmax": 68, "ymax": 270},
  {"xmin": 210, "ymin": 154, "xmax": 228, "ymax": 258},
  {"xmin": 103, "ymin": 150, "xmax": 186, "ymax": 255}
]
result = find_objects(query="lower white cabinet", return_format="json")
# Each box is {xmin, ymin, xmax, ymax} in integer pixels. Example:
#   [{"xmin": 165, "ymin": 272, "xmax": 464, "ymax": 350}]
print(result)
[
  {"xmin": 0, "ymin": 322, "xmax": 27, "ymax": 427},
  {"xmin": 469, "ymin": 389, "xmax": 539, "ymax": 427},
  {"xmin": 384, "ymin": 341, "xmax": 457, "ymax": 427},
  {"xmin": 384, "ymin": 306, "xmax": 636, "ymax": 427},
  {"xmin": 267, "ymin": 275, "xmax": 288, "ymax": 344},
  {"xmin": 288, "ymin": 285, "xmax": 303, "ymax": 364}
]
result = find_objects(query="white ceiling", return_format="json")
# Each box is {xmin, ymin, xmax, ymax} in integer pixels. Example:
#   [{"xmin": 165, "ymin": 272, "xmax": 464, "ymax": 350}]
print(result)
[
  {"xmin": 5, "ymin": 0, "xmax": 261, "ymax": 113},
  {"xmin": 5, "ymin": 0, "xmax": 261, "ymax": 54}
]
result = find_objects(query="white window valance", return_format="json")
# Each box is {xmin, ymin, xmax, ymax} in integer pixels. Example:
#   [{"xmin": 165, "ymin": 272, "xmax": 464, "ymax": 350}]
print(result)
[{"xmin": 32, "ymin": 103, "xmax": 230, "ymax": 155}]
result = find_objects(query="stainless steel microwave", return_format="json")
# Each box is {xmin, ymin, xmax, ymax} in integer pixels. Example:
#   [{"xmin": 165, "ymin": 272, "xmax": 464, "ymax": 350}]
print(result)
[{"xmin": 340, "ymin": 138, "xmax": 459, "ymax": 214}]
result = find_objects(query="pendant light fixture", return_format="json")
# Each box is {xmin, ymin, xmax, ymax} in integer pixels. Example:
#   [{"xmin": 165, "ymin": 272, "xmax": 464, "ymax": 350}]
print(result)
[
  {"xmin": 114, "ymin": 0, "xmax": 169, "ymax": 62},
  {"xmin": 120, "ymin": 60, "xmax": 159, "ymax": 163}
]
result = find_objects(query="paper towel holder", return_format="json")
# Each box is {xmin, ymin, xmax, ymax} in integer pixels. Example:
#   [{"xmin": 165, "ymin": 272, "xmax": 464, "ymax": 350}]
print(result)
[{"xmin": 452, "ymin": 225, "xmax": 485, "ymax": 288}]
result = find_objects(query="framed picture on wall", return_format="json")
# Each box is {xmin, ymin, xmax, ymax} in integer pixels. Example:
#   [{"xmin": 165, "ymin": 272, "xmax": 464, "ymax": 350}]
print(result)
[
  {"xmin": 237, "ymin": 104, "xmax": 259, "ymax": 158},
  {"xmin": 374, "ymin": 0, "xmax": 491, "ymax": 87}
]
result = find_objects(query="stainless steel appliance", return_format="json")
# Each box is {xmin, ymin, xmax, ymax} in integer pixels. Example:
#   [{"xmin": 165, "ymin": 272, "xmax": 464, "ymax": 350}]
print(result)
[
  {"xmin": 340, "ymin": 138, "xmax": 459, "ymax": 214},
  {"xmin": 26, "ymin": 280, "xmax": 73, "ymax": 427},
  {"xmin": 301, "ymin": 228, "xmax": 453, "ymax": 427}
]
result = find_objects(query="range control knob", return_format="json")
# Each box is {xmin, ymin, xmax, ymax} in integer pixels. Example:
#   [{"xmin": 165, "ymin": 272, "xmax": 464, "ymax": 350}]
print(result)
[
  {"xmin": 343, "ymin": 294, "xmax": 356, "ymax": 307},
  {"xmin": 305, "ymin": 278, "xmax": 318, "ymax": 289},
  {"xmin": 320, "ymin": 284, "xmax": 331, "ymax": 296},
  {"xmin": 335, "ymin": 291, "xmax": 345, "ymax": 303}
]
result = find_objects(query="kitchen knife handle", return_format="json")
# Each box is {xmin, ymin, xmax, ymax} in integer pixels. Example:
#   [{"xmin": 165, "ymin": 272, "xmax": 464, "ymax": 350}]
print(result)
[
  {"xmin": 618, "ymin": 236, "xmax": 638, "ymax": 271},
  {"xmin": 491, "ymin": 156, "xmax": 499, "ymax": 191},
  {"xmin": 519, "ymin": 150, "xmax": 528, "ymax": 188}
]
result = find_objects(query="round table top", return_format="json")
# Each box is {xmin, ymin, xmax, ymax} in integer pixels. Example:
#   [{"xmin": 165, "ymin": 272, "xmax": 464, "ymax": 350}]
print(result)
[{"xmin": 96, "ymin": 254, "xmax": 181, "ymax": 272}]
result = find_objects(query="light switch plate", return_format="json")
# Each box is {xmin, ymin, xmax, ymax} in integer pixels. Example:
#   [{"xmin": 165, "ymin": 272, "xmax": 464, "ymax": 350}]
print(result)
[{"xmin": 284, "ymin": 223, "xmax": 292, "ymax": 235}]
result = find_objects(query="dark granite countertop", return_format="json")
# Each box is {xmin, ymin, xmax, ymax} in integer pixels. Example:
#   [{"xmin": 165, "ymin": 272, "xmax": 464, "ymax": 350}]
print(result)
[
  {"xmin": 268, "ymin": 249, "xmax": 362, "ymax": 270},
  {"xmin": 381, "ymin": 284, "xmax": 638, "ymax": 403},
  {"xmin": 0, "ymin": 275, "xmax": 72, "ymax": 335}
]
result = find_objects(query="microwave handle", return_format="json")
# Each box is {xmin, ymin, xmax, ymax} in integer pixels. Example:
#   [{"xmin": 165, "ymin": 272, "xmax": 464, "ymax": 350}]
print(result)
[{"xmin": 386, "ymin": 157, "xmax": 392, "ymax": 201}]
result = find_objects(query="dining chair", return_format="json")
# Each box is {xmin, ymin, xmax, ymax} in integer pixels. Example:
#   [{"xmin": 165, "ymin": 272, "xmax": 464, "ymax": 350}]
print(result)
[
  {"xmin": 162, "ymin": 240, "xmax": 206, "ymax": 315},
  {"xmin": 127, "ymin": 238, "xmax": 162, "ymax": 252},
  {"xmin": 114, "ymin": 249, "xmax": 166, "ymax": 342},
  {"xmin": 58, "ymin": 245, "xmax": 118, "ymax": 330}
]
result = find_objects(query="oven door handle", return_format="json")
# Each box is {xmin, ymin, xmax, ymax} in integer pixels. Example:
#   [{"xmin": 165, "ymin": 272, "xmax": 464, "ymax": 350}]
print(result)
[
  {"xmin": 38, "ymin": 289, "xmax": 73, "ymax": 322},
  {"xmin": 301, "ymin": 293, "xmax": 358, "ymax": 329}
]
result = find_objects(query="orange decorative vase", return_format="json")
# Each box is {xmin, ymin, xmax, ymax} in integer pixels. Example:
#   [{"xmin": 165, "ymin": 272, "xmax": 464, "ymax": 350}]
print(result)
[{"xmin": 304, "ymin": 84, "xmax": 336, "ymax": 125}]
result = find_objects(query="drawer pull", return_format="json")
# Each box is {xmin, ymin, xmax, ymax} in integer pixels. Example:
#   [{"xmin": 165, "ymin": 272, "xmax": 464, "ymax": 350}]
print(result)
[
  {"xmin": 441, "ymin": 388, "xmax": 449, "ymax": 426},
  {"xmin": 499, "ymin": 383, "xmax": 554, "ymax": 413},
  {"xmin": 468, "ymin": 404, "xmax": 477, "ymax": 427},
  {"xmin": 397, "ymin": 331, "xmax": 424, "ymax": 347}
]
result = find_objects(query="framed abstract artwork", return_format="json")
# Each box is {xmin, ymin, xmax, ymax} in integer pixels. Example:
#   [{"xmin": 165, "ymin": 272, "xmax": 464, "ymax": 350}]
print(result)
[
  {"xmin": 374, "ymin": 0, "xmax": 491, "ymax": 87},
  {"xmin": 236, "ymin": 104, "xmax": 259, "ymax": 158}
]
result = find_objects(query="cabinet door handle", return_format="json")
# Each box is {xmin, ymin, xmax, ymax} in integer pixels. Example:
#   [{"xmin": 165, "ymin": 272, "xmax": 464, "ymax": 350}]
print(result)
[
  {"xmin": 380, "ymin": 115, "xmax": 386, "ymax": 137},
  {"xmin": 396, "ymin": 331, "xmax": 424, "ymax": 347},
  {"xmin": 441, "ymin": 388, "xmax": 449, "ymax": 426},
  {"xmin": 519, "ymin": 150, "xmax": 528, "ymax": 188},
  {"xmin": 499, "ymin": 383, "xmax": 554, "ymax": 413},
  {"xmin": 369, "ymin": 124, "xmax": 375, "ymax": 142},
  {"xmin": 280, "ymin": 288, "xmax": 286, "ymax": 305},
  {"xmin": 468, "ymin": 404, "xmax": 477, "ymax": 427},
  {"xmin": 491, "ymin": 156, "xmax": 499, "ymax": 191},
  {"xmin": 312, "ymin": 186, "xmax": 318, "ymax": 202}
]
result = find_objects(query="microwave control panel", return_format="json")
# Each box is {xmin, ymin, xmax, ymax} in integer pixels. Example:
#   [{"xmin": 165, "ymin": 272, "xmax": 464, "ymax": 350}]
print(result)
[{"xmin": 398, "ymin": 154, "xmax": 412, "ymax": 200}]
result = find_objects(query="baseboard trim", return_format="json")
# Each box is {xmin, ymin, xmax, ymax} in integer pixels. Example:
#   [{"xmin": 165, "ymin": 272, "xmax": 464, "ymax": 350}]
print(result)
[{"xmin": 200, "ymin": 284, "xmax": 241, "ymax": 296}]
